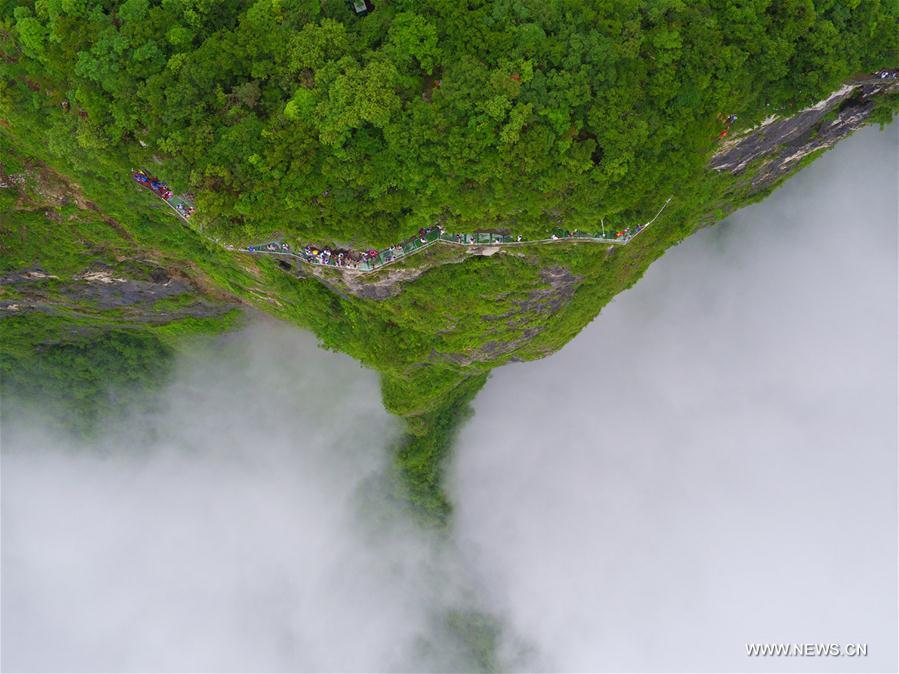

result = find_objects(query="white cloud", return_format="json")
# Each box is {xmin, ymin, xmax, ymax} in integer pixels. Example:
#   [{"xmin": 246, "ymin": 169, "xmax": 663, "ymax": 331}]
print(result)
[
  {"xmin": 2, "ymin": 322, "xmax": 478, "ymax": 672},
  {"xmin": 449, "ymin": 124, "xmax": 898, "ymax": 672}
]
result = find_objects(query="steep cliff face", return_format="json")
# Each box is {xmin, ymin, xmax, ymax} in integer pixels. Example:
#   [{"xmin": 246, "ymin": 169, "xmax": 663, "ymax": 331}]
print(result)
[
  {"xmin": 4, "ymin": 72, "xmax": 893, "ymax": 374},
  {"xmin": 250, "ymin": 74, "xmax": 898, "ymax": 306},
  {"xmin": 711, "ymin": 74, "xmax": 898, "ymax": 192},
  {"xmin": 1, "ymin": 262, "xmax": 230, "ymax": 323},
  {"xmin": 1, "ymin": 157, "xmax": 234, "ymax": 328},
  {"xmin": 2, "ymin": 65, "xmax": 894, "ymax": 522},
  {"xmin": 0, "ymin": 150, "xmax": 243, "ymax": 438}
]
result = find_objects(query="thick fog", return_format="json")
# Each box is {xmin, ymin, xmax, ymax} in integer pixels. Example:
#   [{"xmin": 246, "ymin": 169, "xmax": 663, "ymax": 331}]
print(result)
[
  {"xmin": 1, "ymin": 323, "xmax": 484, "ymax": 672},
  {"xmin": 2, "ymin": 125, "xmax": 895, "ymax": 673},
  {"xmin": 450, "ymin": 123, "xmax": 898, "ymax": 672}
]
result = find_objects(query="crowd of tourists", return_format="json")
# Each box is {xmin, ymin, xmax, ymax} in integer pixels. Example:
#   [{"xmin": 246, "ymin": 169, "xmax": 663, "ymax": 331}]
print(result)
[
  {"xmin": 247, "ymin": 219, "xmax": 651, "ymax": 273},
  {"xmin": 131, "ymin": 170, "xmax": 663, "ymax": 274},
  {"xmin": 248, "ymin": 226, "xmax": 448, "ymax": 270},
  {"xmin": 131, "ymin": 170, "xmax": 195, "ymax": 219}
]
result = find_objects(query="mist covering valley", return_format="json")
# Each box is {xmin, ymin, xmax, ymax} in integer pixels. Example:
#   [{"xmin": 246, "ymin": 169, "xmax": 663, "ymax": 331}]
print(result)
[
  {"xmin": 449, "ymin": 123, "xmax": 898, "ymax": 672},
  {"xmin": 2, "ymin": 323, "xmax": 493, "ymax": 671},
  {"xmin": 2, "ymin": 125, "xmax": 896, "ymax": 672}
]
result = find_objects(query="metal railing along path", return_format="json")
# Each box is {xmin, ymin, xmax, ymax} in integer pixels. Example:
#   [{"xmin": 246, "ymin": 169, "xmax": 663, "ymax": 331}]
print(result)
[
  {"xmin": 245, "ymin": 197, "xmax": 673, "ymax": 275},
  {"xmin": 132, "ymin": 173, "xmax": 671, "ymax": 276}
]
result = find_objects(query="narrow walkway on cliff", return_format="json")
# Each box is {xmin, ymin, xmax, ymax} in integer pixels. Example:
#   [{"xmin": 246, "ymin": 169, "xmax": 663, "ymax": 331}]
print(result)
[{"xmin": 132, "ymin": 170, "xmax": 672, "ymax": 275}]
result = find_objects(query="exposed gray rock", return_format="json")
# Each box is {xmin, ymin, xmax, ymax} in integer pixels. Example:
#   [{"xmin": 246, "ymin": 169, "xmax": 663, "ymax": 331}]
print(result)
[
  {"xmin": 711, "ymin": 75, "xmax": 898, "ymax": 192},
  {"xmin": 1, "ymin": 262, "xmax": 232, "ymax": 321}
]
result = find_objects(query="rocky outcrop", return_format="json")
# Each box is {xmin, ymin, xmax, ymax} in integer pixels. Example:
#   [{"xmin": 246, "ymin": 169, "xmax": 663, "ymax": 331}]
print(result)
[
  {"xmin": 1, "ymin": 261, "xmax": 231, "ymax": 322},
  {"xmin": 307, "ymin": 259, "xmax": 448, "ymax": 300},
  {"xmin": 1, "ymin": 155, "xmax": 235, "ymax": 325},
  {"xmin": 438, "ymin": 266, "xmax": 580, "ymax": 366},
  {"xmin": 711, "ymin": 73, "xmax": 897, "ymax": 192},
  {"xmin": 280, "ymin": 244, "xmax": 506, "ymax": 300}
]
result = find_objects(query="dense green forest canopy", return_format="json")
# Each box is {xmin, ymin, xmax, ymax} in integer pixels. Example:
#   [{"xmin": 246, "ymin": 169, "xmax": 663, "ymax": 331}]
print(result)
[{"xmin": 4, "ymin": 0, "xmax": 895, "ymax": 246}]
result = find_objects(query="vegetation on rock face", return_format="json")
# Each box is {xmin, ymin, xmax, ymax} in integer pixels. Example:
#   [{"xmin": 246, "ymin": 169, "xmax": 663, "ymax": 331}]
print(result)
[
  {"xmin": 392, "ymin": 372, "xmax": 488, "ymax": 524},
  {"xmin": 0, "ymin": 136, "xmax": 240, "ymax": 434},
  {"xmin": 1, "ymin": 1, "xmax": 896, "ymax": 524},
  {"xmin": 1, "ymin": 316, "xmax": 174, "ymax": 435}
]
